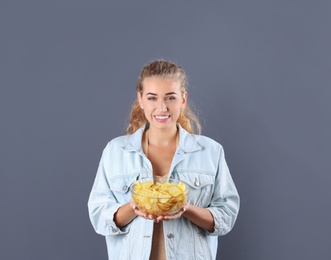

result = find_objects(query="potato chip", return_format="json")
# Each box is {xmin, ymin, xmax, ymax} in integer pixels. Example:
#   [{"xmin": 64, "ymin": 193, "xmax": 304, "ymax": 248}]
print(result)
[{"xmin": 131, "ymin": 178, "xmax": 188, "ymax": 216}]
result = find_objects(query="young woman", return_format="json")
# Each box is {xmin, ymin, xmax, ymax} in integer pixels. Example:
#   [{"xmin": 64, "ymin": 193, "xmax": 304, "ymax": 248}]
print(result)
[{"xmin": 88, "ymin": 60, "xmax": 240, "ymax": 260}]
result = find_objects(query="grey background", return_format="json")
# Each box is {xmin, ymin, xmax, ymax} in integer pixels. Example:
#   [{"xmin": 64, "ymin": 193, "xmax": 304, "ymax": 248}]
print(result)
[{"xmin": 1, "ymin": 1, "xmax": 330, "ymax": 259}]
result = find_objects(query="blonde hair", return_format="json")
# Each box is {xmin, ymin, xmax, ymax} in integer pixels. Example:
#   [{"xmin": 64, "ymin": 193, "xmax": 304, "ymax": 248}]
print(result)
[{"xmin": 126, "ymin": 59, "xmax": 201, "ymax": 134}]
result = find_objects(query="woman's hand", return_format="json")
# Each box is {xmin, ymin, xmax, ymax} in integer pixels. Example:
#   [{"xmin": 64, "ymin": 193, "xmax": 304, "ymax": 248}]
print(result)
[
  {"xmin": 130, "ymin": 200, "xmax": 156, "ymax": 220},
  {"xmin": 155, "ymin": 202, "xmax": 190, "ymax": 223},
  {"xmin": 131, "ymin": 201, "xmax": 190, "ymax": 223}
]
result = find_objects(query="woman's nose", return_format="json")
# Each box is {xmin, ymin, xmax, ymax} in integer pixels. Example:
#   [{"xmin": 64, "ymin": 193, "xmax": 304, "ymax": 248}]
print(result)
[{"xmin": 158, "ymin": 101, "xmax": 167, "ymax": 112}]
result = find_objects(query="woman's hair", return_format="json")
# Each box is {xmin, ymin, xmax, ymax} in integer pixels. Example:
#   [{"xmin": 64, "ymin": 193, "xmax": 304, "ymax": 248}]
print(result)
[{"xmin": 126, "ymin": 59, "xmax": 201, "ymax": 135}]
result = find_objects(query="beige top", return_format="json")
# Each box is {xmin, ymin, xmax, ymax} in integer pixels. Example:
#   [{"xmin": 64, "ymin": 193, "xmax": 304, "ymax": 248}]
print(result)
[
  {"xmin": 150, "ymin": 222, "xmax": 166, "ymax": 260},
  {"xmin": 150, "ymin": 174, "xmax": 168, "ymax": 260}
]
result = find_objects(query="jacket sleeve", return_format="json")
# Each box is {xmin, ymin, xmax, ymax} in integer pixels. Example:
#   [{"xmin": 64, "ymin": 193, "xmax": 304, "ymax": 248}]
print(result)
[
  {"xmin": 206, "ymin": 145, "xmax": 240, "ymax": 236},
  {"xmin": 87, "ymin": 143, "xmax": 129, "ymax": 236}
]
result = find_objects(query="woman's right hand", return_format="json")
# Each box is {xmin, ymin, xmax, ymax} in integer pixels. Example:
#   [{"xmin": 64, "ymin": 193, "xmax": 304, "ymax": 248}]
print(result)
[{"xmin": 130, "ymin": 200, "xmax": 155, "ymax": 220}]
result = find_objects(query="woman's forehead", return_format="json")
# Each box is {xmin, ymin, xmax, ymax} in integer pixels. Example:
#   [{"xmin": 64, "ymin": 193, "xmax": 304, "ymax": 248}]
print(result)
[{"xmin": 142, "ymin": 77, "xmax": 181, "ymax": 92}]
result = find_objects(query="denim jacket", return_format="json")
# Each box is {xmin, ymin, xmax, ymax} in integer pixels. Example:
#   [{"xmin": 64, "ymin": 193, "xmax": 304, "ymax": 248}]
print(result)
[{"xmin": 88, "ymin": 124, "xmax": 239, "ymax": 260}]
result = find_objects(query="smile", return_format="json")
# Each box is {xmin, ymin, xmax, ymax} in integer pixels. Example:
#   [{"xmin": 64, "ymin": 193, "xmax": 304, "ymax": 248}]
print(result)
[{"xmin": 154, "ymin": 115, "xmax": 170, "ymax": 120}]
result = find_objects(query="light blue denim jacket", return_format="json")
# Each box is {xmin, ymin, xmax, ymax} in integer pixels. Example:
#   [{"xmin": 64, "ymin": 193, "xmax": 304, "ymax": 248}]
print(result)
[{"xmin": 88, "ymin": 124, "xmax": 239, "ymax": 260}]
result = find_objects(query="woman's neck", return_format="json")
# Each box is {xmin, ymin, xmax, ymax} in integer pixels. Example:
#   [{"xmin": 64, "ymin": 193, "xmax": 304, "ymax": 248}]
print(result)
[{"xmin": 146, "ymin": 126, "xmax": 178, "ymax": 147}]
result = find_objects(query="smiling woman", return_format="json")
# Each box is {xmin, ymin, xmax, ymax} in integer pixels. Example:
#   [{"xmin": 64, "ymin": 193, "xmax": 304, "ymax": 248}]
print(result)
[
  {"xmin": 126, "ymin": 60, "xmax": 201, "ymax": 135},
  {"xmin": 88, "ymin": 59, "xmax": 240, "ymax": 260},
  {"xmin": 137, "ymin": 77, "xmax": 186, "ymax": 132}
]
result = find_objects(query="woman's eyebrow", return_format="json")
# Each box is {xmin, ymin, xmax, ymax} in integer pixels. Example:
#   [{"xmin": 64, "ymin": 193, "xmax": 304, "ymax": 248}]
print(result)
[
  {"xmin": 145, "ymin": 92, "xmax": 157, "ymax": 96},
  {"xmin": 145, "ymin": 92, "xmax": 177, "ymax": 96}
]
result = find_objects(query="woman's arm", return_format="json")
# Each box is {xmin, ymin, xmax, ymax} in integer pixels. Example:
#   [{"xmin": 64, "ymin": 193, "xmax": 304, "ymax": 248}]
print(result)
[
  {"xmin": 114, "ymin": 202, "xmax": 137, "ymax": 228},
  {"xmin": 182, "ymin": 204, "xmax": 214, "ymax": 232},
  {"xmin": 157, "ymin": 204, "xmax": 214, "ymax": 232},
  {"xmin": 159, "ymin": 145, "xmax": 239, "ymax": 235},
  {"xmin": 115, "ymin": 201, "xmax": 163, "ymax": 228},
  {"xmin": 88, "ymin": 143, "xmax": 137, "ymax": 235}
]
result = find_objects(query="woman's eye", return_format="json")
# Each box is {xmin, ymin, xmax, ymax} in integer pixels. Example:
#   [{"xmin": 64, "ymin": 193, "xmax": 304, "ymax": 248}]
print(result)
[
  {"xmin": 147, "ymin": 97, "xmax": 157, "ymax": 101},
  {"xmin": 166, "ymin": 96, "xmax": 176, "ymax": 101}
]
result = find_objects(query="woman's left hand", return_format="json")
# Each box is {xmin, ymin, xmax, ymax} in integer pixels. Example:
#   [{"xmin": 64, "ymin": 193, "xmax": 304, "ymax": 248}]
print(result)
[{"xmin": 155, "ymin": 202, "xmax": 190, "ymax": 223}]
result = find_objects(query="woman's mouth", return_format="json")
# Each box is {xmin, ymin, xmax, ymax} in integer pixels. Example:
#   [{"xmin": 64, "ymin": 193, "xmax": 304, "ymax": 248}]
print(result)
[
  {"xmin": 155, "ymin": 115, "xmax": 170, "ymax": 120},
  {"xmin": 154, "ymin": 115, "xmax": 170, "ymax": 122}
]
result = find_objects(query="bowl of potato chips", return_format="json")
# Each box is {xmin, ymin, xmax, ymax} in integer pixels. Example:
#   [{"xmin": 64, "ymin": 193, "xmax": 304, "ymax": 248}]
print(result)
[{"xmin": 130, "ymin": 177, "xmax": 189, "ymax": 216}]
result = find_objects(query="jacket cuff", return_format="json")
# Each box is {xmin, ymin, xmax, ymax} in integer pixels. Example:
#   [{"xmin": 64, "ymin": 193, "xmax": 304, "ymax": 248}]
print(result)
[
  {"xmin": 205, "ymin": 207, "xmax": 225, "ymax": 236},
  {"xmin": 105, "ymin": 205, "xmax": 130, "ymax": 235}
]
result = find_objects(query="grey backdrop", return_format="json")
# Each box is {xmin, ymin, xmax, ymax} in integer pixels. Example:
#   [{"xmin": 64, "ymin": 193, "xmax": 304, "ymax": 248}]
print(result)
[{"xmin": 1, "ymin": 1, "xmax": 330, "ymax": 259}]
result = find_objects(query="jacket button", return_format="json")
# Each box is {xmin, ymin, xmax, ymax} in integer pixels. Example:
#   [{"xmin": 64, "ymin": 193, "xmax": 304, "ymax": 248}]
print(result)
[
  {"xmin": 194, "ymin": 178, "xmax": 200, "ymax": 187},
  {"xmin": 122, "ymin": 185, "xmax": 128, "ymax": 191},
  {"xmin": 167, "ymin": 233, "xmax": 174, "ymax": 239}
]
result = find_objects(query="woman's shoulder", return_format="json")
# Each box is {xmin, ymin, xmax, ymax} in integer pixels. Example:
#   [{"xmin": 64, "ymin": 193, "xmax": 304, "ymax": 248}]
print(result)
[
  {"xmin": 189, "ymin": 133, "xmax": 225, "ymax": 154},
  {"xmin": 180, "ymin": 125, "xmax": 221, "ymax": 147},
  {"xmin": 192, "ymin": 133, "xmax": 222, "ymax": 146},
  {"xmin": 103, "ymin": 126, "xmax": 145, "ymax": 152},
  {"xmin": 106, "ymin": 134, "xmax": 132, "ymax": 147}
]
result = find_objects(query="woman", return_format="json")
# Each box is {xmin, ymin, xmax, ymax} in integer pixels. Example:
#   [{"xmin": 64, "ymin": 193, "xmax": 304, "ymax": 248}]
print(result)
[{"xmin": 88, "ymin": 60, "xmax": 239, "ymax": 260}]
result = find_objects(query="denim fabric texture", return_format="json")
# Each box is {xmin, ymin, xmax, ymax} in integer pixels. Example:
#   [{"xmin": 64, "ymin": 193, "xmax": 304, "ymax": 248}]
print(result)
[{"xmin": 88, "ymin": 124, "xmax": 240, "ymax": 260}]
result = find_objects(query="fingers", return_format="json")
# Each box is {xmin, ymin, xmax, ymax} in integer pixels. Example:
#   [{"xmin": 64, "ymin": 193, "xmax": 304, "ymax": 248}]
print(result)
[
  {"xmin": 129, "ymin": 199, "xmax": 136, "ymax": 209},
  {"xmin": 132, "ymin": 202, "xmax": 190, "ymax": 222},
  {"xmin": 130, "ymin": 200, "xmax": 147, "ymax": 217},
  {"xmin": 183, "ymin": 202, "xmax": 190, "ymax": 214},
  {"xmin": 162, "ymin": 204, "xmax": 189, "ymax": 221},
  {"xmin": 155, "ymin": 215, "xmax": 165, "ymax": 223},
  {"xmin": 132, "ymin": 206, "xmax": 154, "ymax": 220},
  {"xmin": 163, "ymin": 211, "xmax": 183, "ymax": 221}
]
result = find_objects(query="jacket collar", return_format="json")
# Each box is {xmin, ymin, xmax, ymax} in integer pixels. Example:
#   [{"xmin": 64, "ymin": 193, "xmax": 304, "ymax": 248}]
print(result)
[{"xmin": 122, "ymin": 124, "xmax": 202, "ymax": 153}]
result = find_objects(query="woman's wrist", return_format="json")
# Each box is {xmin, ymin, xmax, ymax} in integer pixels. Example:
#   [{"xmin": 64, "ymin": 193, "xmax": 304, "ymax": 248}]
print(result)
[
  {"xmin": 181, "ymin": 202, "xmax": 190, "ymax": 217},
  {"xmin": 114, "ymin": 202, "xmax": 137, "ymax": 228}
]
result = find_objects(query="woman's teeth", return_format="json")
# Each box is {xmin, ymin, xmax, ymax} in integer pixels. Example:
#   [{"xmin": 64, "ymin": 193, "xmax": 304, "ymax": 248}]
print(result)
[{"xmin": 155, "ymin": 115, "xmax": 169, "ymax": 119}]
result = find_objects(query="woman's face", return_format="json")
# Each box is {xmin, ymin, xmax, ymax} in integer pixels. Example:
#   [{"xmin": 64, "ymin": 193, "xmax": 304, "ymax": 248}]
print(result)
[{"xmin": 138, "ymin": 77, "xmax": 187, "ymax": 131}]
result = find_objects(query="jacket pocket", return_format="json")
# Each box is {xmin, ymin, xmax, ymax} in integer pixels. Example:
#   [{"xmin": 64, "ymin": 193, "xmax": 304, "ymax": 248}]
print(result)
[
  {"xmin": 176, "ymin": 172, "xmax": 214, "ymax": 207},
  {"xmin": 109, "ymin": 174, "xmax": 139, "ymax": 203}
]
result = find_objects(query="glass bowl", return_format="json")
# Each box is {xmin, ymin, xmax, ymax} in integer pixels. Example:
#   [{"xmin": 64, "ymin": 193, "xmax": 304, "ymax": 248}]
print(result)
[{"xmin": 130, "ymin": 177, "xmax": 189, "ymax": 216}]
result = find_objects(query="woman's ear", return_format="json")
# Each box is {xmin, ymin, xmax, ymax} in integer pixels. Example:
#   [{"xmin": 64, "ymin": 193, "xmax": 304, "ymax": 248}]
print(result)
[
  {"xmin": 137, "ymin": 92, "xmax": 143, "ymax": 109},
  {"xmin": 181, "ymin": 92, "xmax": 187, "ymax": 108}
]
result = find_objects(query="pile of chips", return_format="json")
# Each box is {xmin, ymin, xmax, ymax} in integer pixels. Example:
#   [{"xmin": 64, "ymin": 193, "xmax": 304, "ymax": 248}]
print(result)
[{"xmin": 131, "ymin": 179, "xmax": 188, "ymax": 216}]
